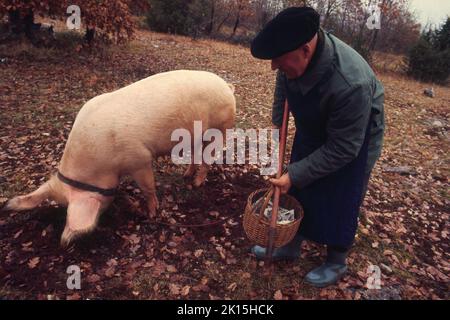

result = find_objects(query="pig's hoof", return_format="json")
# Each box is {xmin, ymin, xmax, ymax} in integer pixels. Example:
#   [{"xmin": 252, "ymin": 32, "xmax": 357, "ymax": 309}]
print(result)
[
  {"xmin": 0, "ymin": 199, "xmax": 10, "ymax": 213},
  {"xmin": 153, "ymin": 197, "xmax": 160, "ymax": 210},
  {"xmin": 147, "ymin": 195, "xmax": 159, "ymax": 218},
  {"xmin": 148, "ymin": 210, "xmax": 156, "ymax": 219},
  {"xmin": 0, "ymin": 199, "xmax": 15, "ymax": 213},
  {"xmin": 147, "ymin": 206, "xmax": 158, "ymax": 219},
  {"xmin": 193, "ymin": 177, "xmax": 206, "ymax": 188}
]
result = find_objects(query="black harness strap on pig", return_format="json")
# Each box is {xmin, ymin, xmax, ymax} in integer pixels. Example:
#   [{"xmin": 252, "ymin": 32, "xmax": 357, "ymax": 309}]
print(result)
[{"xmin": 57, "ymin": 171, "xmax": 116, "ymax": 197}]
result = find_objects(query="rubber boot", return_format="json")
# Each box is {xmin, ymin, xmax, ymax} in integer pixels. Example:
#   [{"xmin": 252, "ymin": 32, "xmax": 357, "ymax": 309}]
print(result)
[
  {"xmin": 250, "ymin": 233, "xmax": 305, "ymax": 261},
  {"xmin": 304, "ymin": 246, "xmax": 349, "ymax": 288}
]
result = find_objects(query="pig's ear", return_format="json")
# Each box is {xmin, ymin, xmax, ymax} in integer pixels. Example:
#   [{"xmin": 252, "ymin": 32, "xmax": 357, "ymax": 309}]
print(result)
[{"xmin": 61, "ymin": 197, "xmax": 101, "ymax": 247}]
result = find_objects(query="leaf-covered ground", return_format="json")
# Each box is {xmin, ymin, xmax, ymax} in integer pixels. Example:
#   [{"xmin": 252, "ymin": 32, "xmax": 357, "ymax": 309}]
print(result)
[{"xmin": 0, "ymin": 29, "xmax": 448, "ymax": 300}]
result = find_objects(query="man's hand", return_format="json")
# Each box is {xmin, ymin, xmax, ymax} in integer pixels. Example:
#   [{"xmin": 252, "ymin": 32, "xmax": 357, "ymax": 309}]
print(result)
[{"xmin": 270, "ymin": 173, "xmax": 292, "ymax": 194}]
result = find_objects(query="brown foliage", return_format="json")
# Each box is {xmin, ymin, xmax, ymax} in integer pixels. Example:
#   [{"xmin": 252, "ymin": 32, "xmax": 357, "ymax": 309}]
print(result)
[{"xmin": 0, "ymin": 0, "xmax": 148, "ymax": 43}]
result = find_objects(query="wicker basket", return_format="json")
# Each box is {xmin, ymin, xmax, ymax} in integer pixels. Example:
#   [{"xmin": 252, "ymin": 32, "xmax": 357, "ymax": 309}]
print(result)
[{"xmin": 243, "ymin": 188, "xmax": 303, "ymax": 248}]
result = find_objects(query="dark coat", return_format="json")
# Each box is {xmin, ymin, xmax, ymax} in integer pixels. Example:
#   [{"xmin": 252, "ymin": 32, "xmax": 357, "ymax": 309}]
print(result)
[{"xmin": 272, "ymin": 30, "xmax": 385, "ymax": 247}]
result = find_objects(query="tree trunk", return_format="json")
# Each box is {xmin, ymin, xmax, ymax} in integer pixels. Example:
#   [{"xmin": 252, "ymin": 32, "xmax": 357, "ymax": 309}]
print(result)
[
  {"xmin": 339, "ymin": 2, "xmax": 348, "ymax": 34},
  {"xmin": 8, "ymin": 9, "xmax": 40, "ymax": 45},
  {"xmin": 84, "ymin": 28, "xmax": 96, "ymax": 45},
  {"xmin": 8, "ymin": 9, "xmax": 36, "ymax": 36},
  {"xmin": 207, "ymin": 1, "xmax": 215, "ymax": 35},
  {"xmin": 323, "ymin": 0, "xmax": 335, "ymax": 29},
  {"xmin": 8, "ymin": 9, "xmax": 22, "ymax": 34},
  {"xmin": 23, "ymin": 10, "xmax": 36, "ymax": 40},
  {"xmin": 216, "ymin": 9, "xmax": 232, "ymax": 33},
  {"xmin": 230, "ymin": 12, "xmax": 240, "ymax": 38},
  {"xmin": 369, "ymin": 28, "xmax": 379, "ymax": 51}
]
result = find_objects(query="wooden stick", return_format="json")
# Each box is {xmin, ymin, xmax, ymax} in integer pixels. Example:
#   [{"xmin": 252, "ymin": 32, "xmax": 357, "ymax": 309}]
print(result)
[{"xmin": 266, "ymin": 100, "xmax": 289, "ymax": 263}]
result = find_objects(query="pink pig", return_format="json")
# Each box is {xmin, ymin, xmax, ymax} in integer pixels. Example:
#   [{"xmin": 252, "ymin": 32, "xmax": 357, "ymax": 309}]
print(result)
[{"xmin": 2, "ymin": 70, "xmax": 236, "ymax": 246}]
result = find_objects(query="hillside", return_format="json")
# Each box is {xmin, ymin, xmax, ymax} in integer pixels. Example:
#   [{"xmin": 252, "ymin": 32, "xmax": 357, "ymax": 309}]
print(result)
[{"xmin": 0, "ymin": 30, "xmax": 448, "ymax": 300}]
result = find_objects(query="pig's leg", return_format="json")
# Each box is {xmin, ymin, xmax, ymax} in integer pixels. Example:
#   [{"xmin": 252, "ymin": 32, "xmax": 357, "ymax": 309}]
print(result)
[
  {"xmin": 193, "ymin": 164, "xmax": 209, "ymax": 187},
  {"xmin": 191, "ymin": 123, "xmax": 233, "ymax": 187},
  {"xmin": 192, "ymin": 123, "xmax": 231, "ymax": 187},
  {"xmin": 2, "ymin": 181, "xmax": 51, "ymax": 212},
  {"xmin": 193, "ymin": 163, "xmax": 209, "ymax": 188},
  {"xmin": 183, "ymin": 163, "xmax": 196, "ymax": 178},
  {"xmin": 131, "ymin": 167, "xmax": 159, "ymax": 217},
  {"xmin": 189, "ymin": 133, "xmax": 209, "ymax": 187},
  {"xmin": 184, "ymin": 133, "xmax": 201, "ymax": 180},
  {"xmin": 61, "ymin": 194, "xmax": 103, "ymax": 247}
]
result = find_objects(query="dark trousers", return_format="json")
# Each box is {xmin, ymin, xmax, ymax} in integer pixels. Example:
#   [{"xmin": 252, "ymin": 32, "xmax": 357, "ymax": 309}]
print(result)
[
  {"xmin": 360, "ymin": 170, "xmax": 372, "ymax": 207},
  {"xmin": 333, "ymin": 170, "xmax": 372, "ymax": 252}
]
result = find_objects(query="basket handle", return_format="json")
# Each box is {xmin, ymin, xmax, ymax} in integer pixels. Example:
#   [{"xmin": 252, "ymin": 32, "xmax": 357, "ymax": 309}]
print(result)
[
  {"xmin": 266, "ymin": 100, "xmax": 290, "ymax": 261},
  {"xmin": 258, "ymin": 187, "xmax": 274, "ymax": 218}
]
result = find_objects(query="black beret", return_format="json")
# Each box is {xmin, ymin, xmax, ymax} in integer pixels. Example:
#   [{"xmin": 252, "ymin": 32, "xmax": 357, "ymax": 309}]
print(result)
[{"xmin": 251, "ymin": 7, "xmax": 320, "ymax": 60}]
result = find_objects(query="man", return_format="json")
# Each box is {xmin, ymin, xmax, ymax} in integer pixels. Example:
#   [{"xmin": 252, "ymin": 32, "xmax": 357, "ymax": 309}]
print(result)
[{"xmin": 250, "ymin": 7, "xmax": 385, "ymax": 288}]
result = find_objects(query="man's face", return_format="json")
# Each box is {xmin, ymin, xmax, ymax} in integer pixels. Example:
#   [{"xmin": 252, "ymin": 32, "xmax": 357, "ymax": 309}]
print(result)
[
  {"xmin": 271, "ymin": 46, "xmax": 310, "ymax": 79},
  {"xmin": 270, "ymin": 35, "xmax": 317, "ymax": 79}
]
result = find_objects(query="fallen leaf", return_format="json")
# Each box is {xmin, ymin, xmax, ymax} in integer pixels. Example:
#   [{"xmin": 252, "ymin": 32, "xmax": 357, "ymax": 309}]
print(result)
[
  {"xmin": 194, "ymin": 249, "xmax": 204, "ymax": 258},
  {"xmin": 104, "ymin": 266, "xmax": 115, "ymax": 278},
  {"xmin": 28, "ymin": 257, "xmax": 40, "ymax": 269},
  {"xmin": 227, "ymin": 282, "xmax": 237, "ymax": 291},
  {"xmin": 192, "ymin": 284, "xmax": 210, "ymax": 292},
  {"xmin": 167, "ymin": 265, "xmax": 177, "ymax": 273},
  {"xmin": 209, "ymin": 211, "xmax": 220, "ymax": 218},
  {"xmin": 87, "ymin": 274, "xmax": 101, "ymax": 283},
  {"xmin": 360, "ymin": 228, "xmax": 370, "ymax": 235},
  {"xmin": 106, "ymin": 258, "xmax": 118, "ymax": 267},
  {"xmin": 181, "ymin": 285, "xmax": 190, "ymax": 296},
  {"xmin": 14, "ymin": 229, "xmax": 23, "ymax": 239},
  {"xmin": 67, "ymin": 293, "xmax": 81, "ymax": 300},
  {"xmin": 274, "ymin": 290, "xmax": 283, "ymax": 300},
  {"xmin": 128, "ymin": 234, "xmax": 140, "ymax": 244},
  {"xmin": 169, "ymin": 284, "xmax": 181, "ymax": 295}
]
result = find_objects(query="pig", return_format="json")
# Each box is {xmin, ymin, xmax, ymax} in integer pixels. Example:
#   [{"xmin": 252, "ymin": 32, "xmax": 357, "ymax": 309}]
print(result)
[{"xmin": 1, "ymin": 70, "xmax": 236, "ymax": 247}]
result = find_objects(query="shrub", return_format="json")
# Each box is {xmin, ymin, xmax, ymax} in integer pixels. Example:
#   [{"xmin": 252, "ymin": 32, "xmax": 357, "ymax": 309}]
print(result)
[
  {"xmin": 146, "ymin": 0, "xmax": 210, "ymax": 37},
  {"xmin": 407, "ymin": 18, "xmax": 450, "ymax": 84}
]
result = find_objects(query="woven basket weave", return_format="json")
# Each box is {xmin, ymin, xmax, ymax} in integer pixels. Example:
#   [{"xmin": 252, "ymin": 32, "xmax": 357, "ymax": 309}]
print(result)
[{"xmin": 243, "ymin": 188, "xmax": 303, "ymax": 248}]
